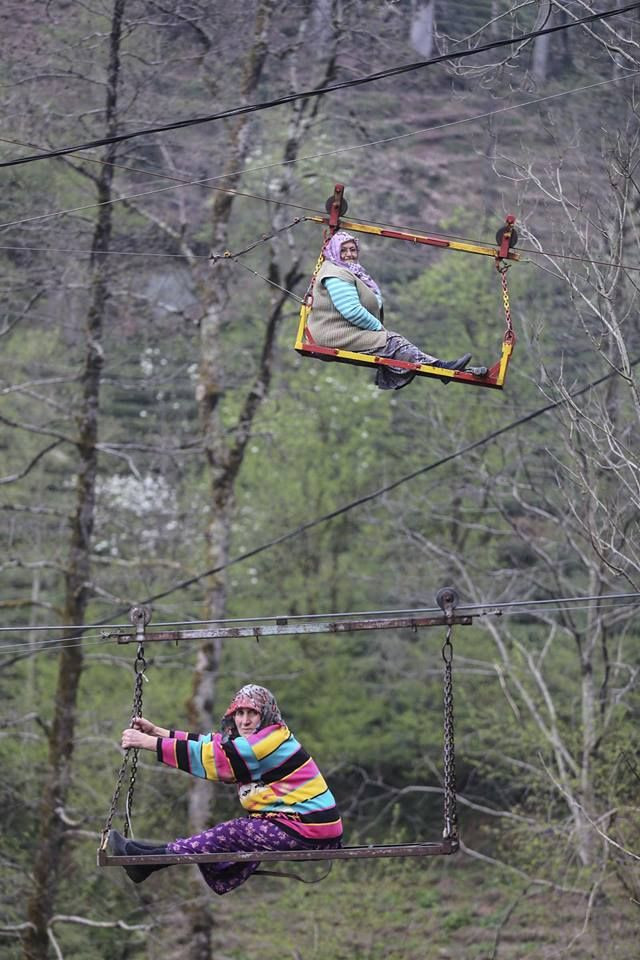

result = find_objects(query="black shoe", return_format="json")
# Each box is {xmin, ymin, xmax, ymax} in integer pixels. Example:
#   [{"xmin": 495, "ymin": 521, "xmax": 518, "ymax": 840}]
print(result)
[
  {"xmin": 431, "ymin": 353, "xmax": 472, "ymax": 385},
  {"xmin": 107, "ymin": 829, "xmax": 130, "ymax": 857},
  {"xmin": 431, "ymin": 353, "xmax": 472, "ymax": 371},
  {"xmin": 108, "ymin": 830, "xmax": 168, "ymax": 884}
]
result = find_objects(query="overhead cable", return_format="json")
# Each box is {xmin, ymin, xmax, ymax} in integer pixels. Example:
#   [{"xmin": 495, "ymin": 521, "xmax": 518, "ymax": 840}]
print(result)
[
  {"xmin": 0, "ymin": 244, "xmax": 210, "ymax": 260},
  {"xmin": 4, "ymin": 215, "xmax": 640, "ymax": 276},
  {"xmin": 1, "ymin": 591, "xmax": 638, "ymax": 638},
  {"xmin": 4, "ymin": 359, "xmax": 639, "ymax": 656},
  {"xmin": 1, "ymin": 2, "xmax": 638, "ymax": 169},
  {"xmin": 2, "ymin": 70, "xmax": 638, "ymax": 234},
  {"xmin": 0, "ymin": 592, "xmax": 638, "ymax": 658},
  {"xmin": 100, "ymin": 355, "xmax": 640, "ymax": 611}
]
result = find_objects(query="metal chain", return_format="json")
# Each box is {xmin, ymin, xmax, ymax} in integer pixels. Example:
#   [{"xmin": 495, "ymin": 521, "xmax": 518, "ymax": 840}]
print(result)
[
  {"xmin": 298, "ymin": 249, "xmax": 326, "ymax": 344},
  {"xmin": 441, "ymin": 624, "xmax": 458, "ymax": 842},
  {"xmin": 99, "ymin": 608, "xmax": 150, "ymax": 849},
  {"xmin": 123, "ymin": 640, "xmax": 147, "ymax": 837},
  {"xmin": 302, "ymin": 250, "xmax": 326, "ymax": 308},
  {"xmin": 100, "ymin": 745, "xmax": 132, "ymax": 848},
  {"xmin": 496, "ymin": 261, "xmax": 514, "ymax": 341}
]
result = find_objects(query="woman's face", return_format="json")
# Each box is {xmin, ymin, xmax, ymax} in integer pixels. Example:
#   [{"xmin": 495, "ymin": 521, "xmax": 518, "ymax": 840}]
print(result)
[
  {"xmin": 234, "ymin": 707, "xmax": 261, "ymax": 737},
  {"xmin": 340, "ymin": 239, "xmax": 358, "ymax": 262}
]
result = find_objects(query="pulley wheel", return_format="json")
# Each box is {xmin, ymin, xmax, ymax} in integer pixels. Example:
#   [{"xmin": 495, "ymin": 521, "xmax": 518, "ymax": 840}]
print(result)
[
  {"xmin": 129, "ymin": 605, "xmax": 152, "ymax": 627},
  {"xmin": 435, "ymin": 587, "xmax": 459, "ymax": 612},
  {"xmin": 495, "ymin": 225, "xmax": 518, "ymax": 248},
  {"xmin": 325, "ymin": 195, "xmax": 348, "ymax": 216}
]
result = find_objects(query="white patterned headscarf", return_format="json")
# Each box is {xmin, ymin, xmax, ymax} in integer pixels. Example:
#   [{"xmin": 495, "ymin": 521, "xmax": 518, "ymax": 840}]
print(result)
[{"xmin": 323, "ymin": 230, "xmax": 381, "ymax": 297}]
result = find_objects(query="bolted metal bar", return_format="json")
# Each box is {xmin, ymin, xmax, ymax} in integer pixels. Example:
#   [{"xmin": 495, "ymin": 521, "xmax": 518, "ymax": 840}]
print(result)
[
  {"xmin": 305, "ymin": 215, "xmax": 520, "ymax": 261},
  {"xmin": 114, "ymin": 614, "xmax": 473, "ymax": 645},
  {"xmin": 98, "ymin": 839, "xmax": 458, "ymax": 867}
]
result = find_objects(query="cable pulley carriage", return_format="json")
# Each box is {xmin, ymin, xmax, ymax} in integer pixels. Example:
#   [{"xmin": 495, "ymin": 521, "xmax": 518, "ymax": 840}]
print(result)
[
  {"xmin": 295, "ymin": 184, "xmax": 519, "ymax": 389},
  {"xmin": 98, "ymin": 587, "xmax": 471, "ymax": 871}
]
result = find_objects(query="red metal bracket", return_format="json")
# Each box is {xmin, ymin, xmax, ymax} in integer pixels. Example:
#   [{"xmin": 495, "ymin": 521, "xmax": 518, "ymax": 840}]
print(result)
[
  {"xmin": 327, "ymin": 183, "xmax": 345, "ymax": 234},
  {"xmin": 497, "ymin": 215, "xmax": 516, "ymax": 260}
]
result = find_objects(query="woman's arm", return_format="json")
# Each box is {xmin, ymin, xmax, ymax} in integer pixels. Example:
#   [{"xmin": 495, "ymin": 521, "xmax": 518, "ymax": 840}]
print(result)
[
  {"xmin": 155, "ymin": 729, "xmax": 237, "ymax": 783},
  {"xmin": 324, "ymin": 277, "xmax": 383, "ymax": 331},
  {"xmin": 133, "ymin": 716, "xmax": 170, "ymax": 738},
  {"xmin": 120, "ymin": 717, "xmax": 170, "ymax": 752},
  {"xmin": 121, "ymin": 727, "xmax": 156, "ymax": 751}
]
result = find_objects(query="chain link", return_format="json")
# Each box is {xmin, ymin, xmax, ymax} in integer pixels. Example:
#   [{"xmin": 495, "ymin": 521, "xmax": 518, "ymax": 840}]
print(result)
[
  {"xmin": 123, "ymin": 641, "xmax": 147, "ymax": 836},
  {"xmin": 100, "ymin": 749, "xmax": 131, "ymax": 847},
  {"xmin": 441, "ymin": 624, "xmax": 458, "ymax": 842},
  {"xmin": 303, "ymin": 250, "xmax": 326, "ymax": 307},
  {"xmin": 100, "ymin": 638, "xmax": 147, "ymax": 847},
  {"xmin": 496, "ymin": 261, "xmax": 514, "ymax": 339}
]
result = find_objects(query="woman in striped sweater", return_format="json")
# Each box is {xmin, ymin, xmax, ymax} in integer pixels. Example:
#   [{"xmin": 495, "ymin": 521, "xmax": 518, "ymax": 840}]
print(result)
[
  {"xmin": 109, "ymin": 684, "xmax": 342, "ymax": 894},
  {"xmin": 308, "ymin": 231, "xmax": 484, "ymax": 389}
]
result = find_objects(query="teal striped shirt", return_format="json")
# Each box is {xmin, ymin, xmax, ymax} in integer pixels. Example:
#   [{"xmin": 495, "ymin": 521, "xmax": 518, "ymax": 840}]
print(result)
[{"xmin": 324, "ymin": 276, "xmax": 383, "ymax": 331}]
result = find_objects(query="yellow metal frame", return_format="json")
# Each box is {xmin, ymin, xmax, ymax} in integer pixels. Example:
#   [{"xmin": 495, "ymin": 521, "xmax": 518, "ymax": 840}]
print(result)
[
  {"xmin": 305, "ymin": 216, "xmax": 520, "ymax": 262},
  {"xmin": 296, "ymin": 201, "xmax": 517, "ymax": 389},
  {"xmin": 295, "ymin": 280, "xmax": 515, "ymax": 391}
]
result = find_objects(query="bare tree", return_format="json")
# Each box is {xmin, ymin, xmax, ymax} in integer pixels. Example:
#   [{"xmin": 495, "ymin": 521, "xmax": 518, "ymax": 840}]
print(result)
[
  {"xmin": 22, "ymin": 3, "xmax": 127, "ymax": 957},
  {"xmin": 108, "ymin": 3, "xmax": 342, "ymax": 956},
  {"xmin": 187, "ymin": 4, "xmax": 341, "ymax": 955},
  {"xmin": 385, "ymin": 45, "xmax": 640, "ymax": 942}
]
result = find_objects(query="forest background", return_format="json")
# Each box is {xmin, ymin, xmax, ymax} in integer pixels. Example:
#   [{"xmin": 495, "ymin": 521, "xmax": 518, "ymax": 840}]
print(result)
[{"xmin": 1, "ymin": 1, "xmax": 639, "ymax": 959}]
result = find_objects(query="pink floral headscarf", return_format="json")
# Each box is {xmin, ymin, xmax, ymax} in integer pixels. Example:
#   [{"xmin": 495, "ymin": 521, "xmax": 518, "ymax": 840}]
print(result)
[
  {"xmin": 221, "ymin": 684, "xmax": 283, "ymax": 737},
  {"xmin": 323, "ymin": 230, "xmax": 381, "ymax": 297}
]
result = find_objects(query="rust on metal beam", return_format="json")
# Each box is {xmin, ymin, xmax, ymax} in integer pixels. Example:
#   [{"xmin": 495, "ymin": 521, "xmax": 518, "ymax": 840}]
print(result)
[
  {"xmin": 98, "ymin": 839, "xmax": 458, "ymax": 866},
  {"xmin": 114, "ymin": 614, "xmax": 473, "ymax": 644}
]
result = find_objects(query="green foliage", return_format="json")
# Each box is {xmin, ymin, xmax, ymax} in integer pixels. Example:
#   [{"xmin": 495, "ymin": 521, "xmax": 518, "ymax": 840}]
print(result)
[
  {"xmin": 442, "ymin": 906, "xmax": 474, "ymax": 931},
  {"xmin": 3, "ymin": 2, "xmax": 640, "ymax": 957}
]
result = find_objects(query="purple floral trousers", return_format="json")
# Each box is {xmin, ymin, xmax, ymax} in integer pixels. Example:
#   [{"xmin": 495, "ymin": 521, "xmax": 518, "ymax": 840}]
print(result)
[{"xmin": 168, "ymin": 817, "xmax": 340, "ymax": 895}]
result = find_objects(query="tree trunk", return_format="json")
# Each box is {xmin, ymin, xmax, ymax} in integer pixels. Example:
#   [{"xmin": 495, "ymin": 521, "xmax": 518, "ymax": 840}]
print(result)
[
  {"xmin": 184, "ymin": 5, "xmax": 276, "ymax": 957},
  {"xmin": 410, "ymin": 1, "xmax": 435, "ymax": 58},
  {"xmin": 532, "ymin": 2, "xmax": 553, "ymax": 82},
  {"xmin": 184, "ymin": 4, "xmax": 339, "ymax": 955},
  {"xmin": 22, "ymin": 2, "xmax": 125, "ymax": 956}
]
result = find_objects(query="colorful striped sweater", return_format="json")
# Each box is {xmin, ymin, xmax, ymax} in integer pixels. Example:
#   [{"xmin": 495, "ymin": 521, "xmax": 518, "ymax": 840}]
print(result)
[{"xmin": 156, "ymin": 724, "xmax": 343, "ymax": 843}]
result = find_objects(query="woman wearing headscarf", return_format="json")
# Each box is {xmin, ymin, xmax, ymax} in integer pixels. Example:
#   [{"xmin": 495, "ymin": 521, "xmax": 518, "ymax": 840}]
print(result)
[
  {"xmin": 308, "ymin": 231, "xmax": 485, "ymax": 390},
  {"xmin": 109, "ymin": 684, "xmax": 342, "ymax": 895}
]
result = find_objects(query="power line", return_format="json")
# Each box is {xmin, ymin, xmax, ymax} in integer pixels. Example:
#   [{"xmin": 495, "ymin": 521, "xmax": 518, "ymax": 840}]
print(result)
[
  {"xmin": 15, "ymin": 591, "xmax": 640, "ymax": 632},
  {"xmin": 1, "ymin": 2, "xmax": 638, "ymax": 169},
  {"xmin": 97, "ymin": 354, "xmax": 640, "ymax": 611},
  {"xmin": 3, "ymin": 69, "xmax": 640, "ymax": 288},
  {"xmin": 4, "ymin": 359, "xmax": 636, "ymax": 636},
  {"xmin": 0, "ymin": 244, "xmax": 210, "ymax": 260},
  {"xmin": 0, "ymin": 133, "xmax": 327, "ymax": 228},
  {"xmin": 2, "ymin": 70, "xmax": 637, "ymax": 237},
  {"xmin": 3, "ymin": 224, "xmax": 640, "ymax": 280},
  {"xmin": 0, "ymin": 622, "xmax": 128, "ymax": 634},
  {"xmin": 5, "ymin": 202, "xmax": 640, "ymax": 276}
]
